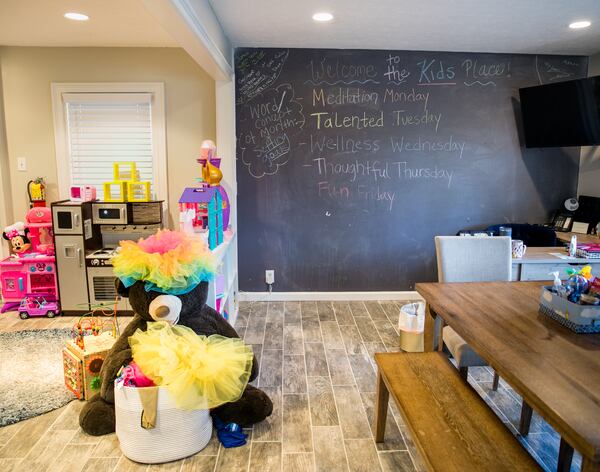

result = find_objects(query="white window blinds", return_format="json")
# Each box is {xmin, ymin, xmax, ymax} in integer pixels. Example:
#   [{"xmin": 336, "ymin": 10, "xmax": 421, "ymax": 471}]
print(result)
[{"xmin": 63, "ymin": 93, "xmax": 155, "ymax": 201}]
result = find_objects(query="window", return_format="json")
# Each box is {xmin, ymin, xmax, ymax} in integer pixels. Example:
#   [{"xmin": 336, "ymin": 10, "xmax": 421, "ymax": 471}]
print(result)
[{"xmin": 52, "ymin": 83, "xmax": 167, "ymax": 202}]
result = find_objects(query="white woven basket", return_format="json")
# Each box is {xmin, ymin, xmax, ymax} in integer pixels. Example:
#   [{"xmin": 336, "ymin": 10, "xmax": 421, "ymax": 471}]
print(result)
[{"xmin": 114, "ymin": 383, "xmax": 212, "ymax": 464}]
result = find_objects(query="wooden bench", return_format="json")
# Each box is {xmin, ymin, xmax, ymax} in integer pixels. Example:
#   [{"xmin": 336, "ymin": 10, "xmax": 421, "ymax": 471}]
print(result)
[{"xmin": 375, "ymin": 352, "xmax": 541, "ymax": 471}]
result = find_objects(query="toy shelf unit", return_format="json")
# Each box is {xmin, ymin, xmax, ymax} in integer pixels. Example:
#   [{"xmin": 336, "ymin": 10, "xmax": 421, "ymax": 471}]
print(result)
[{"xmin": 206, "ymin": 230, "xmax": 238, "ymax": 324}]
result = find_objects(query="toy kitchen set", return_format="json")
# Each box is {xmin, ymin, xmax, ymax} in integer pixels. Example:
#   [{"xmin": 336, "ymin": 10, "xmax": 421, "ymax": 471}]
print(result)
[
  {"xmin": 51, "ymin": 200, "xmax": 163, "ymax": 314},
  {"xmin": 1, "ymin": 207, "xmax": 59, "ymax": 317}
]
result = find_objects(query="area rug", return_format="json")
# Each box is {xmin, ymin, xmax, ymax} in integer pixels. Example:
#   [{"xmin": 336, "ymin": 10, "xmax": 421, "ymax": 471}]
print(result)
[{"xmin": 0, "ymin": 328, "xmax": 75, "ymax": 426}]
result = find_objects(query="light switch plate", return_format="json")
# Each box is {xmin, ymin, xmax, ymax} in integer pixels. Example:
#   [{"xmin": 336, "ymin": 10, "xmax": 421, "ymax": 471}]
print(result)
[{"xmin": 17, "ymin": 157, "xmax": 27, "ymax": 171}]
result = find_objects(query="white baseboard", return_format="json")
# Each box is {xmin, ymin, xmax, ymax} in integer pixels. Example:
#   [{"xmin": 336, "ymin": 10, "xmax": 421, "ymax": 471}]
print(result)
[{"xmin": 238, "ymin": 291, "xmax": 423, "ymax": 302}]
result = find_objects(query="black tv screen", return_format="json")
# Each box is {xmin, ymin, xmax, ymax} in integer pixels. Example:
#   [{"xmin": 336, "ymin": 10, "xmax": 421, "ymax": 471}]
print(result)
[{"xmin": 519, "ymin": 75, "xmax": 600, "ymax": 148}]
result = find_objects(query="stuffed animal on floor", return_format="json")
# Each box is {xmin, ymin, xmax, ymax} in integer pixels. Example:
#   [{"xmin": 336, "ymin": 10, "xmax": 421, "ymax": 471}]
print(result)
[{"xmin": 79, "ymin": 231, "xmax": 273, "ymax": 436}]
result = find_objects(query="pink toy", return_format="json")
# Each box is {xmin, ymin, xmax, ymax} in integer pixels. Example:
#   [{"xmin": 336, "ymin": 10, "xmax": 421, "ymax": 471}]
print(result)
[
  {"xmin": 18, "ymin": 292, "xmax": 60, "ymax": 319},
  {"xmin": 119, "ymin": 362, "xmax": 155, "ymax": 387},
  {"xmin": 70, "ymin": 185, "xmax": 97, "ymax": 202},
  {"xmin": 2, "ymin": 222, "xmax": 32, "ymax": 256},
  {"xmin": 24, "ymin": 207, "xmax": 54, "ymax": 255}
]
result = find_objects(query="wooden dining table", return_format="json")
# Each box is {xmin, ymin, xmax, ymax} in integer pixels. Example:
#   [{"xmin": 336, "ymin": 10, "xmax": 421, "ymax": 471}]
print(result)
[{"xmin": 415, "ymin": 281, "xmax": 600, "ymax": 472}]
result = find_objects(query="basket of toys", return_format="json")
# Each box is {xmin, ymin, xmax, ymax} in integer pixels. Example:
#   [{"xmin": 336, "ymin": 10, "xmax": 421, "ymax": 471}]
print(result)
[
  {"xmin": 114, "ymin": 322, "xmax": 254, "ymax": 463},
  {"xmin": 539, "ymin": 266, "xmax": 600, "ymax": 333}
]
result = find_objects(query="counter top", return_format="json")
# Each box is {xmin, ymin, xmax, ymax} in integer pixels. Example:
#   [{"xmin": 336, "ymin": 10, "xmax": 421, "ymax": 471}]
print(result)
[
  {"xmin": 513, "ymin": 246, "xmax": 599, "ymax": 264},
  {"xmin": 556, "ymin": 231, "xmax": 599, "ymax": 245}
]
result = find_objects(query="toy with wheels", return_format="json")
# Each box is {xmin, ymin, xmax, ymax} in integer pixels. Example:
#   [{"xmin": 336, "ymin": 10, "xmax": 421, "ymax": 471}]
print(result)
[{"xmin": 18, "ymin": 293, "xmax": 59, "ymax": 319}]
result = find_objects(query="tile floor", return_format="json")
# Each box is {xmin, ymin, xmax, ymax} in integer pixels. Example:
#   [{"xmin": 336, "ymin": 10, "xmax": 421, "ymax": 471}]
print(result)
[{"xmin": 0, "ymin": 301, "xmax": 583, "ymax": 471}]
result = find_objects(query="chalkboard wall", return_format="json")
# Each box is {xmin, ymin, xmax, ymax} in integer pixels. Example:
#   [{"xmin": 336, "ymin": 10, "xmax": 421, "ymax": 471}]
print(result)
[{"xmin": 235, "ymin": 48, "xmax": 587, "ymax": 291}]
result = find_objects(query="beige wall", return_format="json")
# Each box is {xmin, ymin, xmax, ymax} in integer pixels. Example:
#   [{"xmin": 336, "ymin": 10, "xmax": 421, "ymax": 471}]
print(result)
[
  {"xmin": 0, "ymin": 46, "xmax": 216, "ymax": 227},
  {"xmin": 0, "ymin": 63, "xmax": 14, "ymax": 257},
  {"xmin": 578, "ymin": 52, "xmax": 600, "ymax": 198}
]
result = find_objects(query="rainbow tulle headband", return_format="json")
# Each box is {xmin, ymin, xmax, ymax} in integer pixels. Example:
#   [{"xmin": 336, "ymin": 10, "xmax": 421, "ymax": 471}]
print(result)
[{"xmin": 112, "ymin": 230, "xmax": 216, "ymax": 295}]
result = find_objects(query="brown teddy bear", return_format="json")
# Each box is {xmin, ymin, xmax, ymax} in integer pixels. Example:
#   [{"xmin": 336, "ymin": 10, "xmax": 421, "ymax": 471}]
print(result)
[{"xmin": 79, "ymin": 232, "xmax": 272, "ymax": 436}]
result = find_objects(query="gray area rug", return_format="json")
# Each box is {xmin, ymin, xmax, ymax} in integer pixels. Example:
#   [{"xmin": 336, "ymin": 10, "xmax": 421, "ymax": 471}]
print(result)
[{"xmin": 0, "ymin": 328, "xmax": 75, "ymax": 426}]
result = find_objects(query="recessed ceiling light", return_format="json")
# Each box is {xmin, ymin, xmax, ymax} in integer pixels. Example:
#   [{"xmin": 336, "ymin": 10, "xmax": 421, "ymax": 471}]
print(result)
[
  {"xmin": 569, "ymin": 20, "xmax": 591, "ymax": 29},
  {"xmin": 64, "ymin": 12, "xmax": 89, "ymax": 21},
  {"xmin": 312, "ymin": 12, "xmax": 334, "ymax": 22}
]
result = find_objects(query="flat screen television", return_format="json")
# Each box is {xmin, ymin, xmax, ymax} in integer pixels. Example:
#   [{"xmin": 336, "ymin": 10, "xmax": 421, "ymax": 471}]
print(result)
[{"xmin": 519, "ymin": 75, "xmax": 600, "ymax": 148}]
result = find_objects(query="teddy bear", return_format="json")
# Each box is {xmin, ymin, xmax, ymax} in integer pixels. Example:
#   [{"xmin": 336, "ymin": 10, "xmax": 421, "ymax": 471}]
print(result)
[{"xmin": 79, "ymin": 232, "xmax": 273, "ymax": 436}]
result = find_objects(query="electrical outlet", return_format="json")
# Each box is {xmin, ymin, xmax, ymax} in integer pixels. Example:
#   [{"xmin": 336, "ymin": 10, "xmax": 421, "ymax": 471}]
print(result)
[
  {"xmin": 17, "ymin": 157, "xmax": 27, "ymax": 172},
  {"xmin": 265, "ymin": 270, "xmax": 275, "ymax": 285}
]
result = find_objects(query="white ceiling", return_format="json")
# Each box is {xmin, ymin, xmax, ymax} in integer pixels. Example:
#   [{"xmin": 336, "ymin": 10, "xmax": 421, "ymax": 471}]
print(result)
[
  {"xmin": 0, "ymin": 0, "xmax": 177, "ymax": 47},
  {"xmin": 210, "ymin": 0, "xmax": 600, "ymax": 56}
]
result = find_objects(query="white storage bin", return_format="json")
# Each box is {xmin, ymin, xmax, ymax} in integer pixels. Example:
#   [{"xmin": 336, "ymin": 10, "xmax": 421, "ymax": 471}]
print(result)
[{"xmin": 115, "ymin": 383, "xmax": 212, "ymax": 464}]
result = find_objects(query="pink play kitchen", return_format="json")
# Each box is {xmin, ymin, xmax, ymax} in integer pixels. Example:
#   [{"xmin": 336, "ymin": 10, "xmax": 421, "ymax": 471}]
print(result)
[{"xmin": 1, "ymin": 207, "xmax": 59, "ymax": 317}]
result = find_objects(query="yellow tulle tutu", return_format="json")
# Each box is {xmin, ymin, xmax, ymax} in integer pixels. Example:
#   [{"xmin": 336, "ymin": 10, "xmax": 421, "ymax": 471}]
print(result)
[{"xmin": 129, "ymin": 322, "xmax": 253, "ymax": 410}]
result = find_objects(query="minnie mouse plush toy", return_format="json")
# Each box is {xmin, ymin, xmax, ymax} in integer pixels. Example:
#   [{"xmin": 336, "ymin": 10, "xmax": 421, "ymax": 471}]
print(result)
[{"xmin": 2, "ymin": 222, "xmax": 32, "ymax": 256}]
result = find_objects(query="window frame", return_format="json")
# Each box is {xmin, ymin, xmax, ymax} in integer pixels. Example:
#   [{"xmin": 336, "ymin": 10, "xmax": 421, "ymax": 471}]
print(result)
[{"xmin": 51, "ymin": 83, "xmax": 168, "ymax": 204}]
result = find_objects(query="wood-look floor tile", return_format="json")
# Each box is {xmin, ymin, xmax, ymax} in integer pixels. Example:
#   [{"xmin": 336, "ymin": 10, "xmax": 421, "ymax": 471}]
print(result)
[
  {"xmin": 267, "ymin": 302, "xmax": 285, "ymax": 321},
  {"xmin": 360, "ymin": 392, "xmax": 407, "ymax": 451},
  {"xmin": 373, "ymin": 320, "xmax": 399, "ymax": 351},
  {"xmin": 253, "ymin": 387, "xmax": 282, "ymax": 442},
  {"xmin": 264, "ymin": 318, "xmax": 284, "ymax": 349},
  {"xmin": 333, "ymin": 386, "xmax": 372, "ymax": 439},
  {"xmin": 82, "ymin": 457, "xmax": 120, "ymax": 472},
  {"xmin": 397, "ymin": 425, "xmax": 426, "ymax": 471},
  {"xmin": 282, "ymin": 394, "xmax": 312, "ymax": 453},
  {"xmin": 0, "ymin": 458, "xmax": 22, "ymax": 472},
  {"xmin": 251, "ymin": 302, "xmax": 268, "ymax": 318},
  {"xmin": 283, "ymin": 452, "xmax": 315, "ymax": 472},
  {"xmin": 339, "ymin": 325, "xmax": 367, "ymax": 356},
  {"xmin": 0, "ymin": 406, "xmax": 63, "ymax": 458},
  {"xmin": 326, "ymin": 349, "xmax": 354, "ymax": 386},
  {"xmin": 181, "ymin": 455, "xmax": 217, "ymax": 471},
  {"xmin": 301, "ymin": 302, "xmax": 318, "ymax": 320},
  {"xmin": 312, "ymin": 426, "xmax": 349, "ymax": 472},
  {"xmin": 46, "ymin": 443, "xmax": 96, "ymax": 472},
  {"xmin": 363, "ymin": 342, "xmax": 387, "ymax": 370},
  {"xmin": 321, "ymin": 321, "xmax": 344, "ymax": 349},
  {"xmin": 284, "ymin": 302, "xmax": 302, "ymax": 324},
  {"xmin": 379, "ymin": 301, "xmax": 400, "ymax": 323},
  {"xmin": 108, "ymin": 461, "xmax": 151, "ymax": 472},
  {"xmin": 147, "ymin": 459, "xmax": 184, "ymax": 471},
  {"xmin": 378, "ymin": 451, "xmax": 416, "ymax": 472},
  {"xmin": 249, "ymin": 441, "xmax": 281, "ymax": 472},
  {"xmin": 51, "ymin": 399, "xmax": 83, "ymax": 431},
  {"xmin": 307, "ymin": 377, "xmax": 338, "ymax": 427},
  {"xmin": 348, "ymin": 301, "xmax": 369, "ymax": 318},
  {"xmin": 348, "ymin": 353, "xmax": 376, "ymax": 393},
  {"xmin": 344, "ymin": 439, "xmax": 382, "ymax": 472},
  {"xmin": 354, "ymin": 317, "xmax": 382, "ymax": 343},
  {"xmin": 244, "ymin": 317, "xmax": 266, "ymax": 345},
  {"xmin": 259, "ymin": 350, "xmax": 283, "ymax": 388},
  {"xmin": 249, "ymin": 344, "xmax": 263, "ymax": 385},
  {"xmin": 317, "ymin": 302, "xmax": 335, "ymax": 322},
  {"xmin": 284, "ymin": 324, "xmax": 304, "ymax": 355},
  {"xmin": 20, "ymin": 429, "xmax": 76, "ymax": 469},
  {"xmin": 91, "ymin": 434, "xmax": 122, "ymax": 458},
  {"xmin": 302, "ymin": 319, "xmax": 322, "ymax": 343},
  {"xmin": 69, "ymin": 428, "xmax": 101, "ymax": 445},
  {"xmin": 214, "ymin": 443, "xmax": 251, "ymax": 472},
  {"xmin": 283, "ymin": 355, "xmax": 307, "ymax": 394},
  {"xmin": 236, "ymin": 304, "xmax": 251, "ymax": 326},
  {"xmin": 364, "ymin": 302, "xmax": 388, "ymax": 322},
  {"xmin": 332, "ymin": 302, "xmax": 354, "ymax": 326},
  {"xmin": 0, "ymin": 422, "xmax": 22, "ymax": 447},
  {"xmin": 305, "ymin": 343, "xmax": 329, "ymax": 377}
]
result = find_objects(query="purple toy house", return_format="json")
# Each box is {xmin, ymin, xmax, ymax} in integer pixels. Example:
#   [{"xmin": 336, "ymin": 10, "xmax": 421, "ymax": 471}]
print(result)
[{"xmin": 178, "ymin": 186, "xmax": 226, "ymax": 249}]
